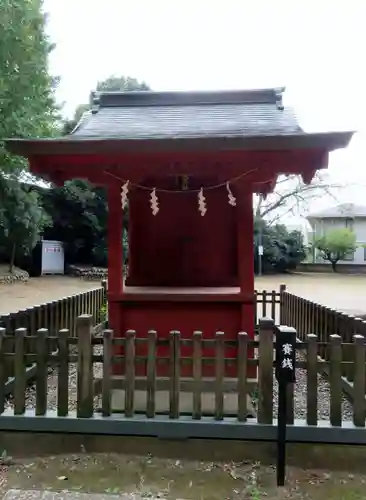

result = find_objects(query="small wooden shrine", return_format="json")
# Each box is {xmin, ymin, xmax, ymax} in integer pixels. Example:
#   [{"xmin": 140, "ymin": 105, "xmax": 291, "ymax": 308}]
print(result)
[{"xmin": 6, "ymin": 88, "xmax": 353, "ymax": 381}]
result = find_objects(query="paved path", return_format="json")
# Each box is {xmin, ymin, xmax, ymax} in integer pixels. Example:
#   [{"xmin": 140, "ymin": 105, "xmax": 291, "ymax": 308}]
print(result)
[
  {"xmin": 4, "ymin": 491, "xmax": 168, "ymax": 500},
  {"xmin": 0, "ymin": 277, "xmax": 99, "ymax": 315},
  {"xmin": 256, "ymin": 273, "xmax": 366, "ymax": 315}
]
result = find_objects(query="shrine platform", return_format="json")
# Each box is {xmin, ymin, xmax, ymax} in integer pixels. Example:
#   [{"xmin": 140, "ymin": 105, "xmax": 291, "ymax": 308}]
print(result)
[
  {"xmin": 108, "ymin": 285, "xmax": 249, "ymax": 303},
  {"xmin": 124, "ymin": 285, "xmax": 241, "ymax": 294}
]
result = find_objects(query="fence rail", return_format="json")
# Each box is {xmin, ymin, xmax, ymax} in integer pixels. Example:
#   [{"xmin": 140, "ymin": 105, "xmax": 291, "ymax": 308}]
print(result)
[
  {"xmin": 0, "ymin": 315, "xmax": 365, "ymax": 444},
  {"xmin": 0, "ymin": 287, "xmax": 105, "ymax": 395},
  {"xmin": 0, "ymin": 287, "xmax": 105, "ymax": 337},
  {"xmin": 0, "ymin": 284, "xmax": 366, "ymax": 444},
  {"xmin": 281, "ymin": 290, "xmax": 366, "ymax": 395}
]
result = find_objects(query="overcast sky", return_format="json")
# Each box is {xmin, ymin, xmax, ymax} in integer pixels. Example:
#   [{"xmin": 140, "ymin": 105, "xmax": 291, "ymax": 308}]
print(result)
[{"xmin": 43, "ymin": 0, "xmax": 366, "ymax": 220}]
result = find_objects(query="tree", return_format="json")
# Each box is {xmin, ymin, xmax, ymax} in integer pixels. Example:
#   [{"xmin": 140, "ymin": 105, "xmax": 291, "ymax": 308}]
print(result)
[
  {"xmin": 254, "ymin": 218, "xmax": 306, "ymax": 273},
  {"xmin": 53, "ymin": 75, "xmax": 150, "ymax": 267},
  {"xmin": 63, "ymin": 76, "xmax": 150, "ymax": 134},
  {"xmin": 0, "ymin": 0, "xmax": 59, "ymax": 271},
  {"xmin": 254, "ymin": 172, "xmax": 342, "ymax": 225},
  {"xmin": 96, "ymin": 75, "xmax": 149, "ymax": 92},
  {"xmin": 0, "ymin": 0, "xmax": 60, "ymax": 174},
  {"xmin": 39, "ymin": 180, "xmax": 109, "ymax": 266},
  {"xmin": 313, "ymin": 228, "xmax": 357, "ymax": 271},
  {"xmin": 0, "ymin": 177, "xmax": 51, "ymax": 272}
]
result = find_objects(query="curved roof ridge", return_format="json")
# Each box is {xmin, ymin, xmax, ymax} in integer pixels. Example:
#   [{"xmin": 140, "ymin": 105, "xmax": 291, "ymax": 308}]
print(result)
[{"xmin": 91, "ymin": 87, "xmax": 286, "ymax": 109}]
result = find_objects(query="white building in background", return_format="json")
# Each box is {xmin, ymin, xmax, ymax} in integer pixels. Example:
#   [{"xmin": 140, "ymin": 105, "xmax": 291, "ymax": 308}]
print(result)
[{"xmin": 307, "ymin": 203, "xmax": 366, "ymax": 265}]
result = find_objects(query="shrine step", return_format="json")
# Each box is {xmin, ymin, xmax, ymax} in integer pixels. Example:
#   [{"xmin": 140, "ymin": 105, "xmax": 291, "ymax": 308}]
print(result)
[
  {"xmin": 95, "ymin": 376, "xmax": 258, "ymax": 394},
  {"xmin": 109, "ymin": 389, "xmax": 256, "ymax": 417}
]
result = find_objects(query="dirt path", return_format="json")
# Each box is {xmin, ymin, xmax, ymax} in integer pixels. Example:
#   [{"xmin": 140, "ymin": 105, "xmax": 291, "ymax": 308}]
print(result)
[
  {"xmin": 0, "ymin": 277, "xmax": 100, "ymax": 315},
  {"xmin": 1, "ymin": 452, "xmax": 366, "ymax": 499},
  {"xmin": 2, "ymin": 272, "xmax": 366, "ymax": 317},
  {"xmin": 256, "ymin": 273, "xmax": 366, "ymax": 315}
]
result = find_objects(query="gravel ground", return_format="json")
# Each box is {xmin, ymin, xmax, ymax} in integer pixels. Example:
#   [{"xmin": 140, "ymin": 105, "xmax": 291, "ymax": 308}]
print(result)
[
  {"xmin": 4, "ymin": 348, "xmax": 354, "ymax": 421},
  {"xmin": 272, "ymin": 352, "xmax": 354, "ymax": 421},
  {"xmin": 4, "ymin": 345, "xmax": 104, "ymax": 413}
]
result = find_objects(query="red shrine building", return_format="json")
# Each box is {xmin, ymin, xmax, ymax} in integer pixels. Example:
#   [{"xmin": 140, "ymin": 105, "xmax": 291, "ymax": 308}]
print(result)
[{"xmin": 6, "ymin": 88, "xmax": 352, "ymax": 380}]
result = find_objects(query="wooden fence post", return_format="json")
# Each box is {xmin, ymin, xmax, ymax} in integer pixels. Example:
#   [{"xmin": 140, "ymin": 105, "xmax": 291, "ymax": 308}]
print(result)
[
  {"xmin": 254, "ymin": 290, "xmax": 258, "ymax": 325},
  {"xmin": 215, "ymin": 331, "xmax": 225, "ymax": 420},
  {"xmin": 353, "ymin": 334, "xmax": 365, "ymax": 427},
  {"xmin": 57, "ymin": 329, "xmax": 70, "ymax": 417},
  {"xmin": 14, "ymin": 328, "xmax": 26, "ymax": 416},
  {"xmin": 77, "ymin": 315, "xmax": 93, "ymax": 418},
  {"xmin": 36, "ymin": 328, "xmax": 48, "ymax": 416},
  {"xmin": 125, "ymin": 330, "xmax": 136, "ymax": 417},
  {"xmin": 169, "ymin": 331, "xmax": 180, "ymax": 419},
  {"xmin": 262, "ymin": 291, "xmax": 267, "ymax": 317},
  {"xmin": 146, "ymin": 330, "xmax": 157, "ymax": 418},
  {"xmin": 0, "ymin": 328, "xmax": 5, "ymax": 415},
  {"xmin": 329, "ymin": 334, "xmax": 342, "ymax": 427},
  {"xmin": 101, "ymin": 279, "xmax": 107, "ymax": 301},
  {"xmin": 258, "ymin": 318, "xmax": 274, "ymax": 424},
  {"xmin": 237, "ymin": 331, "xmax": 248, "ymax": 421},
  {"xmin": 279, "ymin": 284, "xmax": 286, "ymax": 325},
  {"xmin": 192, "ymin": 330, "xmax": 202, "ymax": 420},
  {"xmin": 102, "ymin": 329, "xmax": 113, "ymax": 417},
  {"xmin": 306, "ymin": 334, "xmax": 318, "ymax": 426}
]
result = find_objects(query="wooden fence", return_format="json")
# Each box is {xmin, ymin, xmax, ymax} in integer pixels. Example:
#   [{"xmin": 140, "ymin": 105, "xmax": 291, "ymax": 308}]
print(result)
[
  {"xmin": 254, "ymin": 286, "xmax": 284, "ymax": 325},
  {"xmin": 0, "ymin": 287, "xmax": 105, "ymax": 395},
  {"xmin": 0, "ymin": 314, "xmax": 365, "ymax": 444},
  {"xmin": 281, "ymin": 290, "xmax": 366, "ymax": 396},
  {"xmin": 0, "ymin": 286, "xmax": 105, "ymax": 337}
]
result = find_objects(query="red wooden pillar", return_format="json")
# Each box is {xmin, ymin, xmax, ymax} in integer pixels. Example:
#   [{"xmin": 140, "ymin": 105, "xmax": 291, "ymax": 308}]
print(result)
[
  {"xmin": 237, "ymin": 191, "xmax": 256, "ymax": 378},
  {"xmin": 107, "ymin": 182, "xmax": 123, "ymax": 374}
]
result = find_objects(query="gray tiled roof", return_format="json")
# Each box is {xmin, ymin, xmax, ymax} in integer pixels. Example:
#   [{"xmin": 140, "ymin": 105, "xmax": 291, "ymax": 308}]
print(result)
[
  {"xmin": 71, "ymin": 88, "xmax": 303, "ymax": 140},
  {"xmin": 307, "ymin": 203, "xmax": 366, "ymax": 219}
]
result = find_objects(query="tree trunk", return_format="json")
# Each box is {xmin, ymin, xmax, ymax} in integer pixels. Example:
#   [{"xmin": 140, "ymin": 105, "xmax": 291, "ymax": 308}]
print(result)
[
  {"xmin": 9, "ymin": 242, "xmax": 16, "ymax": 273},
  {"xmin": 331, "ymin": 260, "xmax": 337, "ymax": 272}
]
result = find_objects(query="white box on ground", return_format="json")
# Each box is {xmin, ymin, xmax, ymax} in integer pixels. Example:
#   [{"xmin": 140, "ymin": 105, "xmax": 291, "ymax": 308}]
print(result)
[{"xmin": 41, "ymin": 240, "xmax": 65, "ymax": 275}]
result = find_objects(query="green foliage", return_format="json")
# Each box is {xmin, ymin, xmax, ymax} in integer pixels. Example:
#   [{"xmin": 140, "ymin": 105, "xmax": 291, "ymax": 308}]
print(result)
[
  {"xmin": 63, "ymin": 75, "xmax": 150, "ymax": 134},
  {"xmin": 38, "ymin": 180, "xmax": 129, "ymax": 267},
  {"xmin": 0, "ymin": 0, "xmax": 60, "ymax": 173},
  {"xmin": 0, "ymin": 177, "xmax": 51, "ymax": 271},
  {"xmin": 0, "ymin": 0, "xmax": 59, "ymax": 270},
  {"xmin": 38, "ymin": 180, "xmax": 107, "ymax": 265},
  {"xmin": 313, "ymin": 228, "xmax": 357, "ymax": 271},
  {"xmin": 99, "ymin": 302, "xmax": 108, "ymax": 323},
  {"xmin": 254, "ymin": 218, "xmax": 306, "ymax": 273},
  {"xmin": 53, "ymin": 75, "xmax": 149, "ymax": 266},
  {"xmin": 96, "ymin": 75, "xmax": 149, "ymax": 92}
]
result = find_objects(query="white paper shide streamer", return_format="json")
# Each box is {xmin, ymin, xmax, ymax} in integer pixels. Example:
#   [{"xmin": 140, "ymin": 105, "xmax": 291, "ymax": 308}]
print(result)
[
  {"xmin": 119, "ymin": 177, "xmax": 241, "ymax": 215},
  {"xmin": 226, "ymin": 182, "xmax": 236, "ymax": 206},
  {"xmin": 120, "ymin": 180, "xmax": 129, "ymax": 209},
  {"xmin": 150, "ymin": 188, "xmax": 160, "ymax": 216},
  {"xmin": 198, "ymin": 188, "xmax": 207, "ymax": 216}
]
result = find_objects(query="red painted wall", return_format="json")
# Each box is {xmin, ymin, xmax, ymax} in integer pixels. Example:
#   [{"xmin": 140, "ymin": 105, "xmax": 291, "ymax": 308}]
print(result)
[
  {"xmin": 127, "ymin": 178, "xmax": 238, "ymax": 287},
  {"xmin": 112, "ymin": 300, "xmax": 255, "ymax": 377}
]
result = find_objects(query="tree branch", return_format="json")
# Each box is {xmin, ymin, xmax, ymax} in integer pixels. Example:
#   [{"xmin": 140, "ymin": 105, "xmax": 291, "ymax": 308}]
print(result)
[{"xmin": 255, "ymin": 173, "xmax": 345, "ymax": 222}]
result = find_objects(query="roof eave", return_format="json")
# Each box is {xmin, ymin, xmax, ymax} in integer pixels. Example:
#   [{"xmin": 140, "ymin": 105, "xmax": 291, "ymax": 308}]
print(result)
[
  {"xmin": 5, "ymin": 131, "xmax": 355, "ymax": 158},
  {"xmin": 308, "ymin": 214, "xmax": 366, "ymax": 220}
]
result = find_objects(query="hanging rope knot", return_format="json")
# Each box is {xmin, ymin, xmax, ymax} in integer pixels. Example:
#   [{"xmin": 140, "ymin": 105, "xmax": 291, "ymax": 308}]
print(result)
[
  {"xmin": 226, "ymin": 182, "xmax": 236, "ymax": 206},
  {"xmin": 198, "ymin": 188, "xmax": 207, "ymax": 216},
  {"xmin": 150, "ymin": 188, "xmax": 159, "ymax": 215},
  {"xmin": 120, "ymin": 180, "xmax": 129, "ymax": 209}
]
